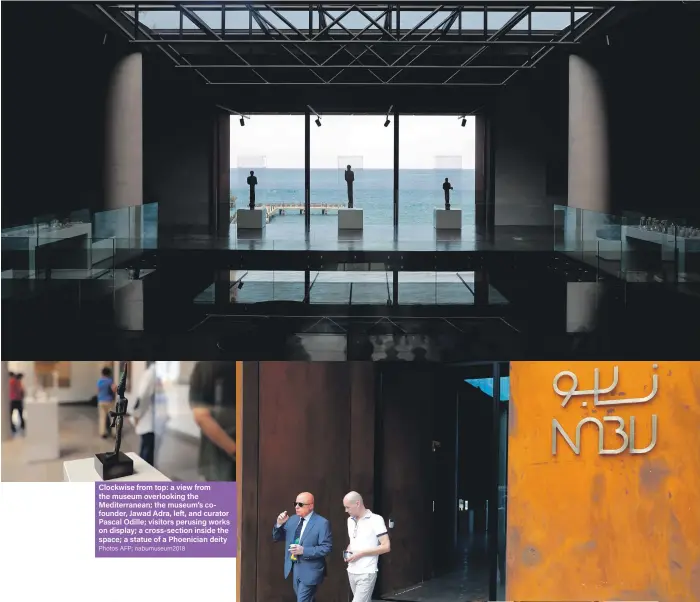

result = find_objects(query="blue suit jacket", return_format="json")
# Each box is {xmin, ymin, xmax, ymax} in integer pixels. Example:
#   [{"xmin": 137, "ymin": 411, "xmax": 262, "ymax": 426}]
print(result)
[{"xmin": 272, "ymin": 513, "xmax": 333, "ymax": 585}]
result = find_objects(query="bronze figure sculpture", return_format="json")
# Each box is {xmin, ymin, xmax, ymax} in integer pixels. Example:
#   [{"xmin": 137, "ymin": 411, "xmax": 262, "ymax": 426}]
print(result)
[{"xmin": 94, "ymin": 362, "xmax": 135, "ymax": 480}]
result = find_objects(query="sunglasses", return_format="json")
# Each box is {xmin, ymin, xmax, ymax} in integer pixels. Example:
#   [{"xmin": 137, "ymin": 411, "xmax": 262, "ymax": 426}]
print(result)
[{"xmin": 294, "ymin": 502, "xmax": 309, "ymax": 507}]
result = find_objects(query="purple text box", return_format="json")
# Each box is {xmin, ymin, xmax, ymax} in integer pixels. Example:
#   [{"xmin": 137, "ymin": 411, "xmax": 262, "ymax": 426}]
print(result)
[{"xmin": 95, "ymin": 482, "xmax": 237, "ymax": 558}]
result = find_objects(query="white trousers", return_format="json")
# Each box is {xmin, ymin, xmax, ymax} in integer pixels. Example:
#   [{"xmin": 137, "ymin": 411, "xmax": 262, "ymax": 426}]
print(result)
[{"xmin": 348, "ymin": 572, "xmax": 377, "ymax": 602}]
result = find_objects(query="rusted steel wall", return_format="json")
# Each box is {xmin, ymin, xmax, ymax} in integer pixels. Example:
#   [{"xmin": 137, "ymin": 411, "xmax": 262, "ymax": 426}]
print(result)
[{"xmin": 507, "ymin": 361, "xmax": 700, "ymax": 602}]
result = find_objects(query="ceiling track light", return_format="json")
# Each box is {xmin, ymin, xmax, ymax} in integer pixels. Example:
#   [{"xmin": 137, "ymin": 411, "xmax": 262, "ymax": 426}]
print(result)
[
  {"xmin": 384, "ymin": 105, "xmax": 393, "ymax": 127},
  {"xmin": 308, "ymin": 105, "xmax": 322, "ymax": 127},
  {"xmin": 216, "ymin": 104, "xmax": 249, "ymax": 126}
]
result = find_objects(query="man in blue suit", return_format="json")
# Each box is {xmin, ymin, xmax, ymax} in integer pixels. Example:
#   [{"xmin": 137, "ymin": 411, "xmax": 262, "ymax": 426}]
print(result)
[{"xmin": 273, "ymin": 491, "xmax": 333, "ymax": 602}]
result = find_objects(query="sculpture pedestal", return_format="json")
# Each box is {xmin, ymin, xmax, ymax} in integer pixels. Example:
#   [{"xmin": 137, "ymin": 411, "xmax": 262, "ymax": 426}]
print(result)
[
  {"xmin": 63, "ymin": 452, "xmax": 171, "ymax": 482},
  {"xmin": 24, "ymin": 397, "xmax": 60, "ymax": 462},
  {"xmin": 338, "ymin": 208, "xmax": 364, "ymax": 231},
  {"xmin": 434, "ymin": 208, "xmax": 462, "ymax": 230},
  {"xmin": 94, "ymin": 451, "xmax": 134, "ymax": 481},
  {"xmin": 237, "ymin": 208, "xmax": 266, "ymax": 230}
]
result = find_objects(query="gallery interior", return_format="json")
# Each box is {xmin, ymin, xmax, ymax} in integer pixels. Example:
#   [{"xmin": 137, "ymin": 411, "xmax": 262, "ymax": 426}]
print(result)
[
  {"xmin": 0, "ymin": 361, "xmax": 233, "ymax": 484},
  {"xmin": 3, "ymin": 1, "xmax": 700, "ymax": 359},
  {"xmin": 238, "ymin": 361, "xmax": 509, "ymax": 602}
]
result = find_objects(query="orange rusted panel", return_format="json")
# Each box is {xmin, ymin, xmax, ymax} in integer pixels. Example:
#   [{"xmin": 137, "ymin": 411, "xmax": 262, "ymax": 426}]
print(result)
[{"xmin": 507, "ymin": 361, "xmax": 700, "ymax": 602}]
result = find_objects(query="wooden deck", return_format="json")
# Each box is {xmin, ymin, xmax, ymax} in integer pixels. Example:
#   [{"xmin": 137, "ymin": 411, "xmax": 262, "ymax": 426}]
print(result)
[{"xmin": 230, "ymin": 203, "xmax": 346, "ymax": 223}]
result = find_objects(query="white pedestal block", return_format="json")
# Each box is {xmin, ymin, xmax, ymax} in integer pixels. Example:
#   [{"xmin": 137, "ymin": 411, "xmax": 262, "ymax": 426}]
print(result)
[
  {"xmin": 63, "ymin": 452, "xmax": 171, "ymax": 482},
  {"xmin": 237, "ymin": 208, "xmax": 266, "ymax": 230},
  {"xmin": 434, "ymin": 208, "xmax": 462, "ymax": 230},
  {"xmin": 338, "ymin": 208, "xmax": 364, "ymax": 231},
  {"xmin": 25, "ymin": 397, "xmax": 60, "ymax": 462}
]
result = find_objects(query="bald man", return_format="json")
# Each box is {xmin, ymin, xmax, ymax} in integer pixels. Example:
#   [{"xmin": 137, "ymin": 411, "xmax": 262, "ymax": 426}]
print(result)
[
  {"xmin": 343, "ymin": 491, "xmax": 391, "ymax": 602},
  {"xmin": 273, "ymin": 492, "xmax": 333, "ymax": 602}
]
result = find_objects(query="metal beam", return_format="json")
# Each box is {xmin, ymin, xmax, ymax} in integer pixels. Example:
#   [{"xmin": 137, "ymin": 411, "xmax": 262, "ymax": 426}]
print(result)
[
  {"xmin": 176, "ymin": 64, "xmax": 531, "ymax": 69},
  {"xmin": 205, "ymin": 81, "xmax": 504, "ymax": 86},
  {"xmin": 252, "ymin": 5, "xmax": 328, "ymax": 82},
  {"xmin": 443, "ymin": 5, "xmax": 533, "ymax": 84},
  {"xmin": 99, "ymin": 2, "xmax": 614, "ymax": 88},
  {"xmin": 386, "ymin": 8, "xmax": 462, "ymax": 84},
  {"xmin": 127, "ymin": 39, "xmax": 580, "ymax": 45},
  {"xmin": 94, "ymin": 4, "xmax": 181, "ymax": 67},
  {"xmin": 321, "ymin": 8, "xmax": 389, "ymax": 82},
  {"xmin": 499, "ymin": 5, "xmax": 615, "ymax": 86},
  {"xmin": 317, "ymin": 7, "xmax": 387, "ymax": 83},
  {"xmin": 179, "ymin": 4, "xmax": 269, "ymax": 83}
]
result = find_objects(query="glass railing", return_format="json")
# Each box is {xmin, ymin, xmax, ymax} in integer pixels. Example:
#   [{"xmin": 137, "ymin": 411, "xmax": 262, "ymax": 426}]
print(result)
[
  {"xmin": 554, "ymin": 204, "xmax": 700, "ymax": 288},
  {"xmin": 93, "ymin": 202, "xmax": 159, "ymax": 247},
  {"xmin": 193, "ymin": 270, "xmax": 509, "ymax": 306},
  {"xmin": 2, "ymin": 203, "xmax": 159, "ymax": 280},
  {"xmin": 1, "ymin": 236, "xmax": 117, "ymax": 281}
]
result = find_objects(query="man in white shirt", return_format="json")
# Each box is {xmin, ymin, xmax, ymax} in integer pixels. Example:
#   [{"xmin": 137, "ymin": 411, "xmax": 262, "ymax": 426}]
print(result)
[
  {"xmin": 130, "ymin": 361, "xmax": 157, "ymax": 465},
  {"xmin": 343, "ymin": 491, "xmax": 391, "ymax": 602}
]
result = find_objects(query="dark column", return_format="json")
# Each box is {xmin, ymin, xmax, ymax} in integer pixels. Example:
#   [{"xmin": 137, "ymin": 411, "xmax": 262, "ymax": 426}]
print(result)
[
  {"xmin": 105, "ymin": 52, "xmax": 143, "ymax": 330},
  {"xmin": 483, "ymin": 113, "xmax": 496, "ymax": 240},
  {"xmin": 304, "ymin": 269, "xmax": 311, "ymax": 303},
  {"xmin": 214, "ymin": 269, "xmax": 230, "ymax": 307},
  {"xmin": 105, "ymin": 52, "xmax": 143, "ymax": 214},
  {"xmin": 489, "ymin": 362, "xmax": 502, "ymax": 601},
  {"xmin": 239, "ymin": 362, "xmax": 259, "ymax": 602},
  {"xmin": 475, "ymin": 114, "xmax": 486, "ymax": 233},
  {"xmin": 568, "ymin": 54, "xmax": 610, "ymax": 215},
  {"xmin": 305, "ymin": 108, "xmax": 311, "ymax": 236},
  {"xmin": 566, "ymin": 54, "xmax": 610, "ymax": 333},
  {"xmin": 474, "ymin": 269, "xmax": 490, "ymax": 306},
  {"xmin": 215, "ymin": 111, "xmax": 231, "ymax": 237},
  {"xmin": 393, "ymin": 110, "xmax": 399, "ymax": 234}
]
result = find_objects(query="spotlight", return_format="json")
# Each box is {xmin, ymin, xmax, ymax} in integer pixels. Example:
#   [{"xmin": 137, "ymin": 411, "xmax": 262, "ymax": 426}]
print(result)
[
  {"xmin": 240, "ymin": 117, "xmax": 245, "ymax": 127},
  {"xmin": 384, "ymin": 118, "xmax": 391, "ymax": 127},
  {"xmin": 384, "ymin": 105, "xmax": 393, "ymax": 128},
  {"xmin": 315, "ymin": 117, "xmax": 322, "ymax": 127},
  {"xmin": 461, "ymin": 118, "xmax": 467, "ymax": 127}
]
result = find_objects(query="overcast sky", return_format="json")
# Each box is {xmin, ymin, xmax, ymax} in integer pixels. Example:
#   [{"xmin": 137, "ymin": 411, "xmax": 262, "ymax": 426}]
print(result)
[{"xmin": 230, "ymin": 115, "xmax": 476, "ymax": 169}]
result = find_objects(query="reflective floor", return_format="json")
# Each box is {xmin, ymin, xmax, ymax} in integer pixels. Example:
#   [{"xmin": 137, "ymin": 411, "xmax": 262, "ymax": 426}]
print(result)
[
  {"xmin": 195, "ymin": 271, "xmax": 509, "ymax": 306},
  {"xmin": 381, "ymin": 535, "xmax": 494, "ymax": 602},
  {"xmin": 148, "ymin": 224, "xmax": 555, "ymax": 252}
]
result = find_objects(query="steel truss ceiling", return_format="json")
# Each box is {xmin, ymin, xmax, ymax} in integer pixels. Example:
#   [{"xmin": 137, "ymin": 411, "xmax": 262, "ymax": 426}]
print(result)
[{"xmin": 96, "ymin": 2, "xmax": 616, "ymax": 86}]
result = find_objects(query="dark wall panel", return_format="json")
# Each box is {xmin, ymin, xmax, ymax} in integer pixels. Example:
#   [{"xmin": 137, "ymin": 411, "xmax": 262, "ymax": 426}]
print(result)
[
  {"xmin": 491, "ymin": 57, "xmax": 569, "ymax": 227},
  {"xmin": 376, "ymin": 367, "xmax": 436, "ymax": 596},
  {"xmin": 1, "ymin": 4, "xmax": 124, "ymax": 227},
  {"xmin": 253, "ymin": 362, "xmax": 375, "ymax": 602},
  {"xmin": 601, "ymin": 5, "xmax": 700, "ymax": 220},
  {"xmin": 143, "ymin": 60, "xmax": 216, "ymax": 234}
]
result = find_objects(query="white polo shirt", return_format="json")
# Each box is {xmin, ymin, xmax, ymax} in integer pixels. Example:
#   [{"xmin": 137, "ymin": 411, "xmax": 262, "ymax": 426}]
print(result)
[{"xmin": 347, "ymin": 509, "xmax": 388, "ymax": 574}]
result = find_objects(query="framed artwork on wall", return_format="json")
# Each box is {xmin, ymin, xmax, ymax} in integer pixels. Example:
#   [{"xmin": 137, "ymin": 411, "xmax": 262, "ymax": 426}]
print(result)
[{"xmin": 34, "ymin": 361, "xmax": 71, "ymax": 388}]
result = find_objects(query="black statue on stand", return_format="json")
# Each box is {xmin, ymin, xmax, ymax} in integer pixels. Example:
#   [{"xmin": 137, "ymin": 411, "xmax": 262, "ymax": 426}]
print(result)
[
  {"xmin": 247, "ymin": 170, "xmax": 258, "ymax": 210},
  {"xmin": 94, "ymin": 363, "xmax": 134, "ymax": 480},
  {"xmin": 345, "ymin": 165, "xmax": 355, "ymax": 208},
  {"xmin": 443, "ymin": 178, "xmax": 454, "ymax": 210}
]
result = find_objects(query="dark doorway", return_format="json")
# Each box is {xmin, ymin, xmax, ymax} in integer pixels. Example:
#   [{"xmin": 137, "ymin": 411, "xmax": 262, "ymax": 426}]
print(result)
[{"xmin": 373, "ymin": 362, "xmax": 508, "ymax": 602}]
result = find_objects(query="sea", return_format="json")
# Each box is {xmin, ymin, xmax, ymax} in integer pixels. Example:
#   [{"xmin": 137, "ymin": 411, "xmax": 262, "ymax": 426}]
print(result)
[
  {"xmin": 230, "ymin": 168, "xmax": 475, "ymax": 238},
  {"xmin": 189, "ymin": 168, "xmax": 499, "ymax": 305}
]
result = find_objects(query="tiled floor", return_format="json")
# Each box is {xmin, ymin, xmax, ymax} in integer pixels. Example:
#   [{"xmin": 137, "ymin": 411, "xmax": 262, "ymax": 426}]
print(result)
[{"xmin": 1, "ymin": 404, "xmax": 200, "ymax": 482}]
